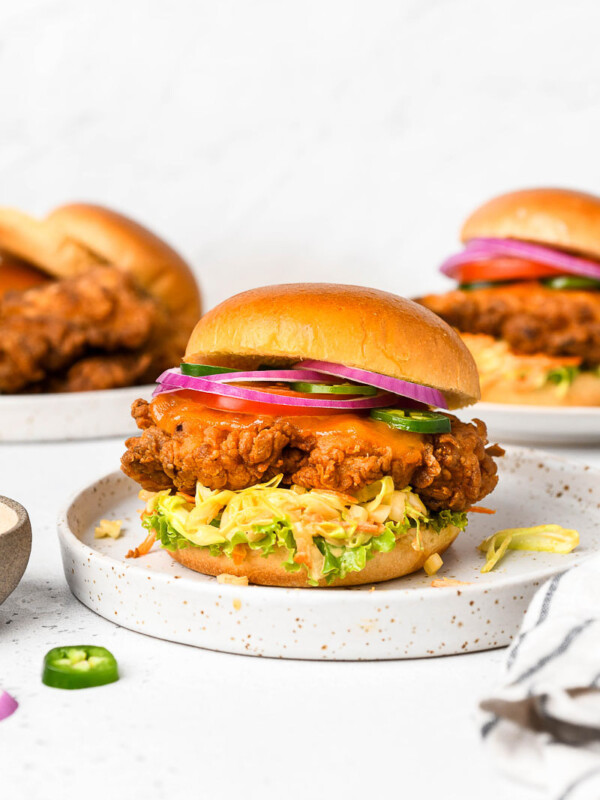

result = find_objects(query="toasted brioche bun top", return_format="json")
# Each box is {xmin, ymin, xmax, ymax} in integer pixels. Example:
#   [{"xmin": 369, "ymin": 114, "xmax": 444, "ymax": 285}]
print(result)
[
  {"xmin": 461, "ymin": 188, "xmax": 600, "ymax": 261},
  {"xmin": 185, "ymin": 283, "xmax": 480, "ymax": 409},
  {"xmin": 0, "ymin": 203, "xmax": 201, "ymax": 349}
]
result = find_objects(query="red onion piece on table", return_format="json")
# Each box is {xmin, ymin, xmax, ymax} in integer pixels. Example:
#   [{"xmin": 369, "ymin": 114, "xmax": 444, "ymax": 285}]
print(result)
[{"xmin": 0, "ymin": 690, "xmax": 17, "ymax": 721}]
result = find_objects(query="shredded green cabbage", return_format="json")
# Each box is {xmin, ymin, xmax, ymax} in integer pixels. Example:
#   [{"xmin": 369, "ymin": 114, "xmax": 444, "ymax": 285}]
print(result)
[
  {"xmin": 478, "ymin": 524, "xmax": 579, "ymax": 573},
  {"xmin": 141, "ymin": 475, "xmax": 468, "ymax": 584}
]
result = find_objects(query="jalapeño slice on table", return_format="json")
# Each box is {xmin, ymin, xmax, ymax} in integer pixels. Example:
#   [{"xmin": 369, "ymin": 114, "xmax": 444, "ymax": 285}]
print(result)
[
  {"xmin": 180, "ymin": 363, "xmax": 232, "ymax": 377},
  {"xmin": 42, "ymin": 646, "xmax": 119, "ymax": 690},
  {"xmin": 290, "ymin": 381, "xmax": 377, "ymax": 396},
  {"xmin": 370, "ymin": 409, "xmax": 451, "ymax": 434}
]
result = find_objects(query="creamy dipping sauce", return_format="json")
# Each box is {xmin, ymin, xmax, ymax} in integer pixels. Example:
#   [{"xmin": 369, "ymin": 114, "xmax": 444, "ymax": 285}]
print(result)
[{"xmin": 0, "ymin": 503, "xmax": 18, "ymax": 533}]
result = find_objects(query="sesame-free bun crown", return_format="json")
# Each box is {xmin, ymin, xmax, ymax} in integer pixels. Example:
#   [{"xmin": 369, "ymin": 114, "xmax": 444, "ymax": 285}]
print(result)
[
  {"xmin": 185, "ymin": 283, "xmax": 480, "ymax": 409},
  {"xmin": 0, "ymin": 202, "xmax": 201, "ymax": 351},
  {"xmin": 461, "ymin": 188, "xmax": 600, "ymax": 260}
]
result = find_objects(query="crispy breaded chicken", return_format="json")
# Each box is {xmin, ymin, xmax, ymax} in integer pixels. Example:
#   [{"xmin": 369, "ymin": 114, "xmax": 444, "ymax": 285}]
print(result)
[
  {"xmin": 0, "ymin": 265, "xmax": 172, "ymax": 393},
  {"xmin": 419, "ymin": 283, "xmax": 600, "ymax": 367},
  {"xmin": 122, "ymin": 399, "xmax": 503, "ymax": 512}
]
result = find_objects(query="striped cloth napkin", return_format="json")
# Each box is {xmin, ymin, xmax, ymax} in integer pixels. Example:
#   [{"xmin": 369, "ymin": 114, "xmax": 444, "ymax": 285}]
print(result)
[{"xmin": 480, "ymin": 553, "xmax": 600, "ymax": 800}]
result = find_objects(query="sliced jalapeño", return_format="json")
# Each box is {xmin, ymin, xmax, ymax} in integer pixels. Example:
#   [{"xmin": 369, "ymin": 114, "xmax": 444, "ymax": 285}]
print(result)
[
  {"xmin": 370, "ymin": 408, "xmax": 451, "ymax": 434},
  {"xmin": 291, "ymin": 381, "xmax": 377, "ymax": 396},
  {"xmin": 42, "ymin": 646, "xmax": 119, "ymax": 690},
  {"xmin": 180, "ymin": 363, "xmax": 232, "ymax": 377}
]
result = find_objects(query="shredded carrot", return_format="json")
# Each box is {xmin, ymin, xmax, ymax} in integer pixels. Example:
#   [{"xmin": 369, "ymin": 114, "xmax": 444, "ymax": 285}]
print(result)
[
  {"xmin": 468, "ymin": 506, "xmax": 496, "ymax": 515},
  {"xmin": 319, "ymin": 490, "xmax": 359, "ymax": 505},
  {"xmin": 177, "ymin": 491, "xmax": 196, "ymax": 503},
  {"xmin": 354, "ymin": 521, "xmax": 385, "ymax": 534},
  {"xmin": 231, "ymin": 544, "xmax": 247, "ymax": 565},
  {"xmin": 292, "ymin": 528, "xmax": 314, "ymax": 569},
  {"xmin": 293, "ymin": 551, "xmax": 311, "ymax": 567},
  {"xmin": 126, "ymin": 530, "xmax": 157, "ymax": 559}
]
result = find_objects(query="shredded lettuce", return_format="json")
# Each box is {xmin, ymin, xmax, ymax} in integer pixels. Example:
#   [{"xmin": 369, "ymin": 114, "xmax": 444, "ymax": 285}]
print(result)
[
  {"xmin": 546, "ymin": 365, "xmax": 600, "ymax": 394},
  {"xmin": 143, "ymin": 511, "xmax": 192, "ymax": 551},
  {"xmin": 429, "ymin": 508, "xmax": 468, "ymax": 534},
  {"xmin": 546, "ymin": 366, "xmax": 580, "ymax": 394},
  {"xmin": 140, "ymin": 476, "xmax": 469, "ymax": 584},
  {"xmin": 315, "ymin": 526, "xmax": 397, "ymax": 583}
]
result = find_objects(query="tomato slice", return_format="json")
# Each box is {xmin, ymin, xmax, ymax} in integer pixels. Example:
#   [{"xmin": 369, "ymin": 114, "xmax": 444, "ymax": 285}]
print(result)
[
  {"xmin": 179, "ymin": 388, "xmax": 368, "ymax": 416},
  {"xmin": 457, "ymin": 257, "xmax": 561, "ymax": 285}
]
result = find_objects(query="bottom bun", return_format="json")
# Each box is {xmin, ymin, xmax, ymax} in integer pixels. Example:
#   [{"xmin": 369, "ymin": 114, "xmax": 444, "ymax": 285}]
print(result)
[
  {"xmin": 169, "ymin": 524, "xmax": 461, "ymax": 588},
  {"xmin": 461, "ymin": 332, "xmax": 600, "ymax": 407}
]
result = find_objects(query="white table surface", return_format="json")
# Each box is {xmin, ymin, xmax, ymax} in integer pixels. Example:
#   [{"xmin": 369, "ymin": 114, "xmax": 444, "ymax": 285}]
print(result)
[
  {"xmin": 1, "ymin": 1, "xmax": 600, "ymax": 796},
  {"xmin": 2, "ymin": 435, "xmax": 598, "ymax": 800}
]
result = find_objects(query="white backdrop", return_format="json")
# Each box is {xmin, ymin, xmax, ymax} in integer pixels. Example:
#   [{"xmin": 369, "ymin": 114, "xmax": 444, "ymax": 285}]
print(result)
[{"xmin": 2, "ymin": 0, "xmax": 600, "ymax": 311}]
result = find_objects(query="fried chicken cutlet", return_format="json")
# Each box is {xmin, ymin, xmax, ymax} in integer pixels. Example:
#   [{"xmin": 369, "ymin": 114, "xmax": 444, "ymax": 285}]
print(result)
[{"xmin": 122, "ymin": 394, "xmax": 503, "ymax": 512}]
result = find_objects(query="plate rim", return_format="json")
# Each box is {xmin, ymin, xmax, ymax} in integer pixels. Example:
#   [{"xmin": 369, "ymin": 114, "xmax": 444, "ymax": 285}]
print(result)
[
  {"xmin": 0, "ymin": 383, "xmax": 155, "ymax": 406},
  {"xmin": 474, "ymin": 401, "xmax": 600, "ymax": 416},
  {"xmin": 56, "ymin": 445, "xmax": 600, "ymax": 605}
]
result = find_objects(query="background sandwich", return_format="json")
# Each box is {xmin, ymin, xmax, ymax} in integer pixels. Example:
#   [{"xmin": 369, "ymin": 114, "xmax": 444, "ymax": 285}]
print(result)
[
  {"xmin": 419, "ymin": 188, "xmax": 600, "ymax": 406},
  {"xmin": 0, "ymin": 203, "xmax": 200, "ymax": 393},
  {"xmin": 122, "ymin": 283, "xmax": 503, "ymax": 587}
]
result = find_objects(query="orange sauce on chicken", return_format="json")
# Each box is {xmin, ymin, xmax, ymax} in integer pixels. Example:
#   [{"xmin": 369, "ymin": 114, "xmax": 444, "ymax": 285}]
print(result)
[{"xmin": 150, "ymin": 391, "xmax": 425, "ymax": 458}]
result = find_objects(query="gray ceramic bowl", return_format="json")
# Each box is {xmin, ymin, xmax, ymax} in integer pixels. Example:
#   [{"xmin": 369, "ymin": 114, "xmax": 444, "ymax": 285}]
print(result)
[{"xmin": 0, "ymin": 496, "xmax": 31, "ymax": 605}]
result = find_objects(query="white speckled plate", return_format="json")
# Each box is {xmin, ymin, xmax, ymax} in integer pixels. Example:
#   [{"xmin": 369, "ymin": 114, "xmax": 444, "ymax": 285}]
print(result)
[
  {"xmin": 0, "ymin": 385, "xmax": 153, "ymax": 442},
  {"xmin": 456, "ymin": 402, "xmax": 600, "ymax": 446},
  {"xmin": 57, "ymin": 447, "xmax": 600, "ymax": 660}
]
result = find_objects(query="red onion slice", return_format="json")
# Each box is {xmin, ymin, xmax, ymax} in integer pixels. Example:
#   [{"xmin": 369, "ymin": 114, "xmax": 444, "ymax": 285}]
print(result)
[
  {"xmin": 202, "ymin": 369, "xmax": 328, "ymax": 383},
  {"xmin": 440, "ymin": 237, "xmax": 600, "ymax": 281},
  {"xmin": 438, "ymin": 247, "xmax": 535, "ymax": 277},
  {"xmin": 294, "ymin": 361, "xmax": 448, "ymax": 409},
  {"xmin": 0, "ymin": 690, "xmax": 17, "ymax": 721},
  {"xmin": 155, "ymin": 369, "xmax": 395, "ymax": 409},
  {"xmin": 152, "ymin": 384, "xmax": 185, "ymax": 398}
]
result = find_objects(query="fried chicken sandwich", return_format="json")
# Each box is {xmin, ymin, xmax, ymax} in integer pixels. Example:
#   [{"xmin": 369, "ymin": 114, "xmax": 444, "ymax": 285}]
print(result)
[
  {"xmin": 419, "ymin": 189, "xmax": 600, "ymax": 406},
  {"xmin": 122, "ymin": 284, "xmax": 502, "ymax": 587},
  {"xmin": 0, "ymin": 204, "xmax": 200, "ymax": 393}
]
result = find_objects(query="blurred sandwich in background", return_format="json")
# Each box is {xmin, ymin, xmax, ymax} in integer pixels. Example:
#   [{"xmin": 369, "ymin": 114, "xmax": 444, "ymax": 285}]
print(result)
[
  {"xmin": 419, "ymin": 188, "xmax": 600, "ymax": 406},
  {"xmin": 0, "ymin": 203, "xmax": 200, "ymax": 393}
]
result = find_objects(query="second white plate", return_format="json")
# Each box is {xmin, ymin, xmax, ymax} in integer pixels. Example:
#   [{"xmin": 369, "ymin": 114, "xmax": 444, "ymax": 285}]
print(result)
[
  {"xmin": 0, "ymin": 385, "xmax": 153, "ymax": 442},
  {"xmin": 57, "ymin": 447, "xmax": 600, "ymax": 660},
  {"xmin": 457, "ymin": 402, "xmax": 600, "ymax": 446}
]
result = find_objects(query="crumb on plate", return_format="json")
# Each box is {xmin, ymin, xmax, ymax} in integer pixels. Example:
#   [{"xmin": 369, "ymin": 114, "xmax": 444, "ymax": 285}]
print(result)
[
  {"xmin": 94, "ymin": 519, "xmax": 123, "ymax": 540},
  {"xmin": 217, "ymin": 574, "xmax": 249, "ymax": 586},
  {"xmin": 430, "ymin": 577, "xmax": 471, "ymax": 588}
]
